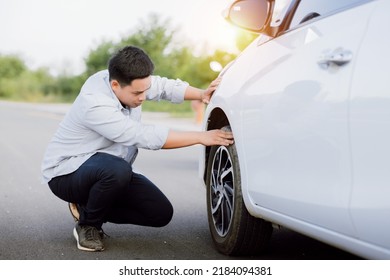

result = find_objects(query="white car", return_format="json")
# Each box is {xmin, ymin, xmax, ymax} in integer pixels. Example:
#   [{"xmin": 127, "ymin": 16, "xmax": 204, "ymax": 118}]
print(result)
[{"xmin": 200, "ymin": 0, "xmax": 390, "ymax": 259}]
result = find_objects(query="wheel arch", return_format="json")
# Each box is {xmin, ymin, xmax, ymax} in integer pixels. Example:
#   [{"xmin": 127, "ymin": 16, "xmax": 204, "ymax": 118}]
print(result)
[
  {"xmin": 203, "ymin": 107, "xmax": 230, "ymax": 182},
  {"xmin": 203, "ymin": 106, "xmax": 262, "ymax": 222},
  {"xmin": 204, "ymin": 108, "xmax": 274, "ymax": 255}
]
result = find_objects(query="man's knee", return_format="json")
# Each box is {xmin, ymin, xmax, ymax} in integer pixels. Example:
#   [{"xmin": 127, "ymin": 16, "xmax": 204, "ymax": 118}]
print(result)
[{"xmin": 151, "ymin": 201, "xmax": 174, "ymax": 227}]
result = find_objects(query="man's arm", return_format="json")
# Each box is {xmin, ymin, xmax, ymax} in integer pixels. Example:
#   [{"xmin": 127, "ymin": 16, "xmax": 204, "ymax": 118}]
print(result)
[
  {"xmin": 162, "ymin": 129, "xmax": 233, "ymax": 149},
  {"xmin": 184, "ymin": 77, "xmax": 221, "ymax": 104}
]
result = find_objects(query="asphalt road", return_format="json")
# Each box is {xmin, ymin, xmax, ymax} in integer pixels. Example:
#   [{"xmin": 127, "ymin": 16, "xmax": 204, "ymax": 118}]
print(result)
[{"xmin": 0, "ymin": 101, "xmax": 361, "ymax": 260}]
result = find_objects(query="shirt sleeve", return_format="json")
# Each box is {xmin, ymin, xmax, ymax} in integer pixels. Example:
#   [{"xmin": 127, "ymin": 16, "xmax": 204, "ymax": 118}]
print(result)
[
  {"xmin": 147, "ymin": 76, "xmax": 189, "ymax": 103},
  {"xmin": 80, "ymin": 94, "xmax": 169, "ymax": 150}
]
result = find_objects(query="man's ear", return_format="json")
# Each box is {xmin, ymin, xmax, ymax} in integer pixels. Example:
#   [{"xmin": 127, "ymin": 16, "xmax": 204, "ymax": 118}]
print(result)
[{"xmin": 110, "ymin": 80, "xmax": 120, "ymax": 92}]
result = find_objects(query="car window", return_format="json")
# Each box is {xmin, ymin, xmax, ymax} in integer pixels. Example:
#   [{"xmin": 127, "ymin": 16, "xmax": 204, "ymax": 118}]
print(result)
[{"xmin": 289, "ymin": 0, "xmax": 372, "ymax": 29}]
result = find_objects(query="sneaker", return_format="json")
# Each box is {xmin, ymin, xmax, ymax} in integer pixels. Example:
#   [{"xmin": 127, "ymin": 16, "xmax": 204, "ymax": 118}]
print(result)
[
  {"xmin": 68, "ymin": 203, "xmax": 80, "ymax": 222},
  {"xmin": 73, "ymin": 223, "xmax": 105, "ymax": 252}
]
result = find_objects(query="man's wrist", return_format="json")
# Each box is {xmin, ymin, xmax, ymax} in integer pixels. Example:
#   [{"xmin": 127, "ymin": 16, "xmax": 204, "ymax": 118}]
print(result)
[{"xmin": 199, "ymin": 90, "xmax": 205, "ymax": 101}]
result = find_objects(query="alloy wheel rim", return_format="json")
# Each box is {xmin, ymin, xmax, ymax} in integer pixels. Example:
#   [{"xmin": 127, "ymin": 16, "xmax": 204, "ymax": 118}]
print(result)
[{"xmin": 209, "ymin": 146, "xmax": 234, "ymax": 237}]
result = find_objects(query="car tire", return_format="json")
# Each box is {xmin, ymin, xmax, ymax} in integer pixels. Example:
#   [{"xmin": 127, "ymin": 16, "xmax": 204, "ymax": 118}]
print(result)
[{"xmin": 206, "ymin": 126, "xmax": 273, "ymax": 256}]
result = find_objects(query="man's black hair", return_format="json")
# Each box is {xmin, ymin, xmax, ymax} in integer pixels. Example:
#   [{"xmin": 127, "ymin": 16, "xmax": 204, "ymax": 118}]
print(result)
[{"xmin": 108, "ymin": 46, "xmax": 154, "ymax": 86}]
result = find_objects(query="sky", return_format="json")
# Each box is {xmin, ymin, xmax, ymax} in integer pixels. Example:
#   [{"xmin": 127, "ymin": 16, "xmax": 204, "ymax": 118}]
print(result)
[{"xmin": 0, "ymin": 0, "xmax": 239, "ymax": 75}]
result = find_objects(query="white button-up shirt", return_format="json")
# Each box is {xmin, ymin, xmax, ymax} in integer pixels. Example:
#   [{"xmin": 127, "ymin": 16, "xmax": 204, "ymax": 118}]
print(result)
[{"xmin": 41, "ymin": 70, "xmax": 188, "ymax": 183}]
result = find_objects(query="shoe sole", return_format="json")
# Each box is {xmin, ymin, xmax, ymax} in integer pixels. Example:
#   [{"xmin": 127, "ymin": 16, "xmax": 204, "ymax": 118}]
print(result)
[
  {"xmin": 68, "ymin": 203, "xmax": 80, "ymax": 222},
  {"xmin": 73, "ymin": 227, "xmax": 104, "ymax": 252}
]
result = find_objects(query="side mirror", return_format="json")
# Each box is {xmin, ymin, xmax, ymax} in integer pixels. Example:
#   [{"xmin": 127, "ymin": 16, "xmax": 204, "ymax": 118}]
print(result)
[{"xmin": 223, "ymin": 0, "xmax": 274, "ymax": 33}]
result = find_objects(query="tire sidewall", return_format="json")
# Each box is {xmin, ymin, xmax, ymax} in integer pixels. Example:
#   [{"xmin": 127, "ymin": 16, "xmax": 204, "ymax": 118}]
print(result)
[{"xmin": 206, "ymin": 135, "xmax": 244, "ymax": 255}]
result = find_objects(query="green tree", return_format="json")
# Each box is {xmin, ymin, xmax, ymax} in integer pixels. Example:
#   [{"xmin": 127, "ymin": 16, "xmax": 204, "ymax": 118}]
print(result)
[
  {"xmin": 0, "ymin": 55, "xmax": 27, "ymax": 98},
  {"xmin": 119, "ymin": 14, "xmax": 176, "ymax": 78},
  {"xmin": 84, "ymin": 40, "xmax": 117, "ymax": 77},
  {"xmin": 84, "ymin": 14, "xmax": 177, "ymax": 78},
  {"xmin": 53, "ymin": 74, "xmax": 86, "ymax": 102},
  {"xmin": 0, "ymin": 55, "xmax": 26, "ymax": 79},
  {"xmin": 0, "ymin": 14, "xmax": 247, "ymax": 108}
]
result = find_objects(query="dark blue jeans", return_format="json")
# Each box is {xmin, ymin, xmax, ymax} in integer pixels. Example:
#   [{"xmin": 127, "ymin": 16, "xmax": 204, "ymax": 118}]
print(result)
[{"xmin": 48, "ymin": 152, "xmax": 173, "ymax": 229}]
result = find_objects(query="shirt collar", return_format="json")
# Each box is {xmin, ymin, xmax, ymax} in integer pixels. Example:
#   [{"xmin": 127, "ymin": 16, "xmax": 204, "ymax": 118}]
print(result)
[{"xmin": 103, "ymin": 73, "xmax": 128, "ymax": 111}]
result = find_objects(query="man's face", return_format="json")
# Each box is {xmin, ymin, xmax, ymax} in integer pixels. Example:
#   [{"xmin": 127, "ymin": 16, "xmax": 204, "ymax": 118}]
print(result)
[{"xmin": 111, "ymin": 76, "xmax": 152, "ymax": 108}]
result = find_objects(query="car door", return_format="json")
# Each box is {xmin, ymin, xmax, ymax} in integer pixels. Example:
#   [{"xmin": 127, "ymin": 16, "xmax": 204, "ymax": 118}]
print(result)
[
  {"xmin": 237, "ymin": 0, "xmax": 374, "ymax": 236},
  {"xmin": 348, "ymin": 0, "xmax": 390, "ymax": 256}
]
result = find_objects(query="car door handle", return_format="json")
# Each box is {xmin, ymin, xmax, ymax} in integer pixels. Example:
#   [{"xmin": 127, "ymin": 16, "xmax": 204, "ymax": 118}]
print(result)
[{"xmin": 318, "ymin": 48, "xmax": 353, "ymax": 68}]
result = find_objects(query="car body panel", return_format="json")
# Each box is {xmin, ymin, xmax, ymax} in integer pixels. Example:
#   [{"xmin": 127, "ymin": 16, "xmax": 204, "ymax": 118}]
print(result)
[
  {"xmin": 238, "ymin": 3, "xmax": 373, "ymax": 236},
  {"xmin": 201, "ymin": 0, "xmax": 390, "ymax": 259}
]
